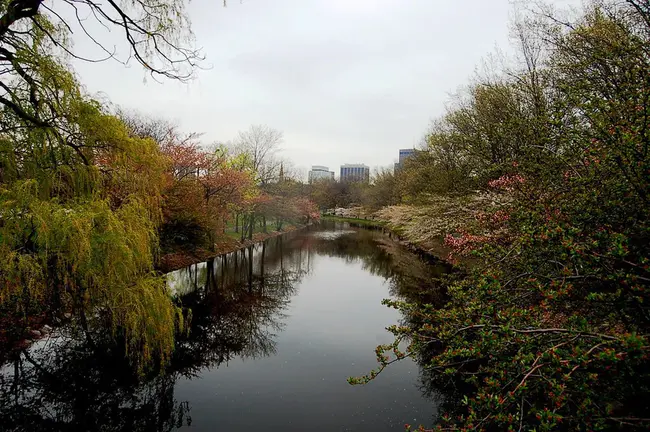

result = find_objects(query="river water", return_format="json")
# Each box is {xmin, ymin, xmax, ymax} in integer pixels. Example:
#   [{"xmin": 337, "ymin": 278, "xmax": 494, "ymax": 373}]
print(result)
[{"xmin": 0, "ymin": 221, "xmax": 450, "ymax": 431}]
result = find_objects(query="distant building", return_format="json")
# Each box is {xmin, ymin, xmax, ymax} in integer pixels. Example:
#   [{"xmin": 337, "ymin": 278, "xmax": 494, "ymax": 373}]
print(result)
[
  {"xmin": 394, "ymin": 148, "xmax": 416, "ymax": 171},
  {"xmin": 340, "ymin": 164, "xmax": 370, "ymax": 183},
  {"xmin": 399, "ymin": 148, "xmax": 416, "ymax": 164},
  {"xmin": 308, "ymin": 165, "xmax": 335, "ymax": 183}
]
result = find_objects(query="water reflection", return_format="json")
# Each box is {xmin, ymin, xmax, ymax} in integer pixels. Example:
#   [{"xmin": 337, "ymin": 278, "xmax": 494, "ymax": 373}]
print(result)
[
  {"xmin": 0, "ymin": 333, "xmax": 187, "ymax": 431},
  {"xmin": 170, "ymin": 239, "xmax": 308, "ymax": 369},
  {"xmin": 0, "ymin": 222, "xmax": 448, "ymax": 431},
  {"xmin": 305, "ymin": 223, "xmax": 451, "ymax": 305}
]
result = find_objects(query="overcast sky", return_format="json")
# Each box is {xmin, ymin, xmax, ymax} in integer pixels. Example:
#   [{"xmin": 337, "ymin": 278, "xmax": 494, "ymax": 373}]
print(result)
[{"xmin": 69, "ymin": 0, "xmax": 569, "ymax": 178}]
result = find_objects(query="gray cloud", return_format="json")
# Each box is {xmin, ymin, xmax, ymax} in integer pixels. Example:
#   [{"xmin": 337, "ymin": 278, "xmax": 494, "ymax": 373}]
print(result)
[{"xmin": 71, "ymin": 0, "xmax": 571, "ymax": 176}]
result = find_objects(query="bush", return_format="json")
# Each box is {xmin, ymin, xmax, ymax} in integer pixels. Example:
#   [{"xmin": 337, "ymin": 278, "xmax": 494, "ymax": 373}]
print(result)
[{"xmin": 353, "ymin": 2, "xmax": 650, "ymax": 430}]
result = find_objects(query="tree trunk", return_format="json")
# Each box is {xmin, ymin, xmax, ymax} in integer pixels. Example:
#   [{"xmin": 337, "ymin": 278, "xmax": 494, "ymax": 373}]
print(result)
[
  {"xmin": 78, "ymin": 307, "xmax": 96, "ymax": 349},
  {"xmin": 247, "ymin": 246, "xmax": 253, "ymax": 292},
  {"xmin": 205, "ymin": 258, "xmax": 214, "ymax": 293},
  {"xmin": 240, "ymin": 214, "xmax": 246, "ymax": 242},
  {"xmin": 260, "ymin": 242, "xmax": 266, "ymax": 290}
]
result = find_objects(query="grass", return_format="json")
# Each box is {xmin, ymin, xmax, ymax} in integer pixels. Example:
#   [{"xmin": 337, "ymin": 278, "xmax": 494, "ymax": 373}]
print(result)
[
  {"xmin": 321, "ymin": 214, "xmax": 386, "ymax": 228},
  {"xmin": 224, "ymin": 224, "xmax": 267, "ymax": 240},
  {"xmin": 223, "ymin": 220, "xmax": 299, "ymax": 240}
]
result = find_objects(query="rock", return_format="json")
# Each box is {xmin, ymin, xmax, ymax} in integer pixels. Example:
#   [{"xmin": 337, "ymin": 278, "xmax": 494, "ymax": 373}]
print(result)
[
  {"xmin": 41, "ymin": 324, "xmax": 53, "ymax": 334},
  {"xmin": 29, "ymin": 329, "xmax": 41, "ymax": 338}
]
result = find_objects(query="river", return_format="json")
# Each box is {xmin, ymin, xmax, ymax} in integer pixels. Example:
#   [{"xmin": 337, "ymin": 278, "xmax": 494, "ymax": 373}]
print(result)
[{"xmin": 0, "ymin": 221, "xmax": 451, "ymax": 431}]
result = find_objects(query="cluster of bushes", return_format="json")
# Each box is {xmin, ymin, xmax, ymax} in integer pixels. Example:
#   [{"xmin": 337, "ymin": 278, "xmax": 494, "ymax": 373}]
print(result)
[{"xmin": 353, "ymin": 1, "xmax": 650, "ymax": 430}]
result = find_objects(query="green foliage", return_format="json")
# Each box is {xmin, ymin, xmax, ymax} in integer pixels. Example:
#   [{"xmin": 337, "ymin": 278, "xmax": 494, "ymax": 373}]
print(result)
[
  {"xmin": 0, "ymin": 179, "xmax": 181, "ymax": 365},
  {"xmin": 308, "ymin": 178, "xmax": 375, "ymax": 210},
  {"xmin": 0, "ymin": 9, "xmax": 183, "ymax": 365},
  {"xmin": 352, "ymin": 1, "xmax": 650, "ymax": 430}
]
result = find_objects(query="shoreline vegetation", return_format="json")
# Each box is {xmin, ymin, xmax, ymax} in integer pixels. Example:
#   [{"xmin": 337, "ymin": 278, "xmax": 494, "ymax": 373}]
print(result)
[
  {"xmin": 158, "ymin": 224, "xmax": 308, "ymax": 273},
  {"xmin": 341, "ymin": 2, "xmax": 650, "ymax": 429},
  {"xmin": 161, "ymin": 215, "xmax": 458, "ymax": 275},
  {"xmin": 2, "ymin": 0, "xmax": 649, "ymax": 430},
  {"xmin": 1, "ymin": 223, "xmax": 312, "ymax": 362},
  {"xmin": 321, "ymin": 213, "xmax": 473, "ymax": 267}
]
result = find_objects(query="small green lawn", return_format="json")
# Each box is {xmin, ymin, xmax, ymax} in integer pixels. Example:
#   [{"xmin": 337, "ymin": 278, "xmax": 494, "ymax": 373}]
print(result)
[
  {"xmin": 321, "ymin": 214, "xmax": 386, "ymax": 228},
  {"xmin": 224, "ymin": 223, "xmax": 268, "ymax": 240},
  {"xmin": 223, "ymin": 220, "xmax": 299, "ymax": 240}
]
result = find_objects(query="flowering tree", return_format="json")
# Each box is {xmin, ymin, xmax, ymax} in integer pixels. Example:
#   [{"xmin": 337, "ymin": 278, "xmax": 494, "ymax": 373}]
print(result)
[{"xmin": 293, "ymin": 197, "xmax": 321, "ymax": 224}]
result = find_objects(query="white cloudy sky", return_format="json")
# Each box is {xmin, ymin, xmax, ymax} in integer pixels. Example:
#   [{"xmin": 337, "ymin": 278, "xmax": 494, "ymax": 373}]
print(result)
[{"xmin": 68, "ymin": 0, "xmax": 576, "ymax": 178}]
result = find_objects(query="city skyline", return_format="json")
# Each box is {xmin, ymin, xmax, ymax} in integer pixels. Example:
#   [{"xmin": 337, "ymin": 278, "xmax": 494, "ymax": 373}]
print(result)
[{"xmin": 307, "ymin": 147, "xmax": 415, "ymax": 182}]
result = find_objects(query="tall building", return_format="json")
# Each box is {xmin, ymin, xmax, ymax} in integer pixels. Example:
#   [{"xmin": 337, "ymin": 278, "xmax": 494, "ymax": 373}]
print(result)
[
  {"xmin": 394, "ymin": 148, "xmax": 416, "ymax": 171},
  {"xmin": 340, "ymin": 164, "xmax": 370, "ymax": 183},
  {"xmin": 399, "ymin": 148, "xmax": 416, "ymax": 164},
  {"xmin": 308, "ymin": 165, "xmax": 335, "ymax": 183}
]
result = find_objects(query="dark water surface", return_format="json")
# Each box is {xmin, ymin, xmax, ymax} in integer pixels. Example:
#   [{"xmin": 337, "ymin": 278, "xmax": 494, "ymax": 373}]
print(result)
[{"xmin": 0, "ymin": 222, "xmax": 449, "ymax": 431}]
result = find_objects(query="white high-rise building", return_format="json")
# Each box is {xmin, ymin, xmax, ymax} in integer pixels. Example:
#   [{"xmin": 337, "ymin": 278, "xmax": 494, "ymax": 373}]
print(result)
[{"xmin": 308, "ymin": 165, "xmax": 335, "ymax": 183}]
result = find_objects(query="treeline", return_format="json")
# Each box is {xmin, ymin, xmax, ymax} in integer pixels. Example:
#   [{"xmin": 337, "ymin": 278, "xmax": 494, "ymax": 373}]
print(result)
[
  {"xmin": 308, "ymin": 168, "xmax": 399, "ymax": 211},
  {"xmin": 350, "ymin": 1, "xmax": 650, "ymax": 430},
  {"xmin": 0, "ymin": 0, "xmax": 317, "ymax": 365},
  {"xmin": 121, "ymin": 117, "xmax": 319, "ymax": 253}
]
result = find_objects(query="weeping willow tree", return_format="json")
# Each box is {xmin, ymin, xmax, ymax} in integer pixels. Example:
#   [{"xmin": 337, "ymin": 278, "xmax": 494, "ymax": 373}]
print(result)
[{"xmin": 0, "ymin": 0, "xmax": 198, "ymax": 366}]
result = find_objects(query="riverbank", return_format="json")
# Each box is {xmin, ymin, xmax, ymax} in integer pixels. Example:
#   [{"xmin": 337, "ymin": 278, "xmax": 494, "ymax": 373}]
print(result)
[
  {"xmin": 384, "ymin": 231, "xmax": 457, "ymax": 265},
  {"xmin": 321, "ymin": 215, "xmax": 464, "ymax": 265},
  {"xmin": 158, "ymin": 224, "xmax": 308, "ymax": 273},
  {"xmin": 375, "ymin": 203, "xmax": 490, "ymax": 267},
  {"xmin": 0, "ymin": 225, "xmax": 309, "ymax": 360}
]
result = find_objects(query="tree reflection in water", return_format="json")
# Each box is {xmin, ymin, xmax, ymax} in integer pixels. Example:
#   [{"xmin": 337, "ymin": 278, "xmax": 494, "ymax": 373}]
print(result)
[
  {"xmin": 0, "ymin": 234, "xmax": 307, "ymax": 432},
  {"xmin": 307, "ymin": 223, "xmax": 458, "ymax": 418},
  {"xmin": 306, "ymin": 224, "xmax": 451, "ymax": 305},
  {"xmin": 0, "ymin": 223, "xmax": 450, "ymax": 431}
]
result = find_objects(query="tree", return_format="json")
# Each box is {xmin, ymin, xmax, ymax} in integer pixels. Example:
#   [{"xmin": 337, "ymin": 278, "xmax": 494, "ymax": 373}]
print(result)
[
  {"xmin": 230, "ymin": 125, "xmax": 283, "ymax": 186},
  {"xmin": 0, "ymin": 0, "xmax": 215, "ymax": 362},
  {"xmin": 0, "ymin": 76, "xmax": 182, "ymax": 367},
  {"xmin": 0, "ymin": 0, "xmax": 204, "ymax": 87},
  {"xmin": 364, "ymin": 166, "xmax": 399, "ymax": 210},
  {"xmin": 353, "ymin": 1, "xmax": 650, "ymax": 430},
  {"xmin": 292, "ymin": 197, "xmax": 320, "ymax": 224},
  {"xmin": 309, "ymin": 179, "xmax": 339, "ymax": 210},
  {"xmin": 119, "ymin": 113, "xmax": 259, "ymax": 251}
]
